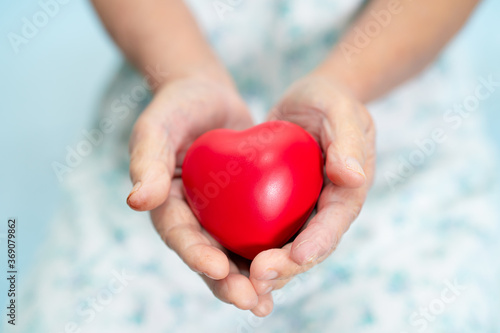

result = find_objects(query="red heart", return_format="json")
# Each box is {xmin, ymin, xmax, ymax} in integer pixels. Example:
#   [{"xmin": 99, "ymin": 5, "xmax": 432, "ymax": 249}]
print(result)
[{"xmin": 182, "ymin": 120, "xmax": 324, "ymax": 260}]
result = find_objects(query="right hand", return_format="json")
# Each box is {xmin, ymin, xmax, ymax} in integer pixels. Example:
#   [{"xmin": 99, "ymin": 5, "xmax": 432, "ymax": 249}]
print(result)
[{"xmin": 126, "ymin": 71, "xmax": 274, "ymax": 316}]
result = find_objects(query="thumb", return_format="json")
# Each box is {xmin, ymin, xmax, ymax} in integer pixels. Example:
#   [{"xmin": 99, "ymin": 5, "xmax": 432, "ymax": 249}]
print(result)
[
  {"xmin": 269, "ymin": 94, "xmax": 372, "ymax": 188},
  {"xmin": 323, "ymin": 105, "xmax": 373, "ymax": 188},
  {"xmin": 127, "ymin": 114, "xmax": 176, "ymax": 211}
]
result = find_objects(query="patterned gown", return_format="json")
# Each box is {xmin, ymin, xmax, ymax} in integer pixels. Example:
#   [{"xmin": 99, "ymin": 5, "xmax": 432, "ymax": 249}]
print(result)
[{"xmin": 14, "ymin": 1, "xmax": 500, "ymax": 332}]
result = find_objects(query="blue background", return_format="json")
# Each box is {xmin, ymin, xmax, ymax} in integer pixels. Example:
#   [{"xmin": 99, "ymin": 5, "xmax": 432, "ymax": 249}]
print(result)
[{"xmin": 0, "ymin": 0, "xmax": 499, "ymax": 316}]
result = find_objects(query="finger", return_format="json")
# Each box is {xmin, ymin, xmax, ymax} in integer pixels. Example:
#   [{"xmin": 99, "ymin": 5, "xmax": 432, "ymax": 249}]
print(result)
[
  {"xmin": 251, "ymin": 292, "xmax": 274, "ymax": 317},
  {"xmin": 322, "ymin": 103, "xmax": 374, "ymax": 188},
  {"xmin": 290, "ymin": 178, "xmax": 369, "ymax": 266},
  {"xmin": 250, "ymin": 245, "xmax": 314, "ymax": 293},
  {"xmin": 151, "ymin": 182, "xmax": 230, "ymax": 280},
  {"xmin": 127, "ymin": 113, "xmax": 176, "ymax": 211},
  {"xmin": 201, "ymin": 261, "xmax": 259, "ymax": 310},
  {"xmin": 249, "ymin": 194, "xmax": 350, "ymax": 286},
  {"xmin": 252, "ymin": 272, "xmax": 294, "ymax": 296}
]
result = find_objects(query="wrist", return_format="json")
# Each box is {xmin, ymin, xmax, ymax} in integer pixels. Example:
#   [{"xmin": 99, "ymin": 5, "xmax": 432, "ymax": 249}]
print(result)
[
  {"xmin": 311, "ymin": 52, "xmax": 373, "ymax": 103},
  {"xmin": 149, "ymin": 59, "xmax": 234, "ymax": 94}
]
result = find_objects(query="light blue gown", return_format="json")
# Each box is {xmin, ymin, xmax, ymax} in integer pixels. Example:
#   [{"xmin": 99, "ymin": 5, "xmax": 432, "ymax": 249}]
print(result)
[{"xmin": 17, "ymin": 1, "xmax": 500, "ymax": 332}]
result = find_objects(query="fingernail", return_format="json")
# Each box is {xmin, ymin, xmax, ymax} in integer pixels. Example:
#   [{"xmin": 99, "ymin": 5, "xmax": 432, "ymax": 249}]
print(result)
[
  {"xmin": 253, "ymin": 299, "xmax": 273, "ymax": 317},
  {"xmin": 345, "ymin": 157, "xmax": 365, "ymax": 178},
  {"xmin": 203, "ymin": 272, "xmax": 217, "ymax": 279},
  {"xmin": 263, "ymin": 285, "xmax": 273, "ymax": 294},
  {"xmin": 259, "ymin": 299, "xmax": 273, "ymax": 316},
  {"xmin": 259, "ymin": 269, "xmax": 278, "ymax": 280},
  {"xmin": 294, "ymin": 240, "xmax": 319, "ymax": 265},
  {"xmin": 127, "ymin": 181, "xmax": 142, "ymax": 204},
  {"xmin": 305, "ymin": 252, "xmax": 319, "ymax": 263},
  {"xmin": 262, "ymin": 301, "xmax": 273, "ymax": 314}
]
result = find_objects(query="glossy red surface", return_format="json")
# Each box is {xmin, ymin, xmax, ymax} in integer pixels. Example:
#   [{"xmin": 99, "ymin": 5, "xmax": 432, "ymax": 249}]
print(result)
[{"xmin": 182, "ymin": 120, "xmax": 324, "ymax": 260}]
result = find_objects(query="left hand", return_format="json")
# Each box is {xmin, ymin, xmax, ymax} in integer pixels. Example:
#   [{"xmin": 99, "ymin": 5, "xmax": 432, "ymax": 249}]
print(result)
[{"xmin": 249, "ymin": 74, "xmax": 376, "ymax": 316}]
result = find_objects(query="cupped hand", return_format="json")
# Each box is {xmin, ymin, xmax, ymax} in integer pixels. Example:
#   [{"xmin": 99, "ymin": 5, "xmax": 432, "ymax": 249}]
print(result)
[
  {"xmin": 127, "ymin": 72, "xmax": 273, "ymax": 315},
  {"xmin": 249, "ymin": 74, "xmax": 376, "ymax": 311}
]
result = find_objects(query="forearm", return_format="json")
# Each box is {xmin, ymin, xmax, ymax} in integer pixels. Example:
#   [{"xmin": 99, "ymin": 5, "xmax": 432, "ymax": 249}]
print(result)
[
  {"xmin": 315, "ymin": 0, "xmax": 480, "ymax": 103},
  {"xmin": 91, "ymin": 0, "xmax": 230, "ymax": 90}
]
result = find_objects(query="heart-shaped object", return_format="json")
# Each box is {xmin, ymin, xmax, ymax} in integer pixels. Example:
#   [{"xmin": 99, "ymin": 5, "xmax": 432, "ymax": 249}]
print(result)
[{"xmin": 182, "ymin": 120, "xmax": 323, "ymax": 259}]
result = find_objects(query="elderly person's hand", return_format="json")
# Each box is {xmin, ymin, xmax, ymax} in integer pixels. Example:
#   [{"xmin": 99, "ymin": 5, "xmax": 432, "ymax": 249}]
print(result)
[
  {"xmin": 127, "ymin": 71, "xmax": 278, "ymax": 314},
  {"xmin": 248, "ymin": 74, "xmax": 376, "ymax": 316}
]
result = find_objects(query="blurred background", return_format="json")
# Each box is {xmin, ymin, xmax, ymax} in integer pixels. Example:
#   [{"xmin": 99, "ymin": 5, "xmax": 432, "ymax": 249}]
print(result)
[{"xmin": 0, "ymin": 0, "xmax": 499, "ymax": 331}]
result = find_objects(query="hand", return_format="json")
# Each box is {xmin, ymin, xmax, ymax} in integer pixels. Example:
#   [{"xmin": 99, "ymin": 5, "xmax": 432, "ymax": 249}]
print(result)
[
  {"xmin": 249, "ymin": 74, "xmax": 376, "ymax": 315},
  {"xmin": 126, "ymin": 72, "xmax": 273, "ymax": 315}
]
